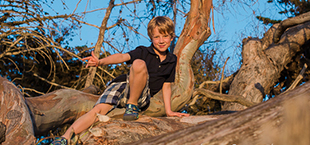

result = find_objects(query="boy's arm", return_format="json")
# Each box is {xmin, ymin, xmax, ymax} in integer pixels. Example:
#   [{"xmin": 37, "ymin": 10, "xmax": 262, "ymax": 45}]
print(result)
[
  {"xmin": 162, "ymin": 82, "xmax": 190, "ymax": 117},
  {"xmin": 82, "ymin": 51, "xmax": 130, "ymax": 68}
]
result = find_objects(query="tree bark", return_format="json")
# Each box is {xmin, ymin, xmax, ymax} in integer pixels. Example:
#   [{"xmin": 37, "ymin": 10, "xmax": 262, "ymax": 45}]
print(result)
[
  {"xmin": 2, "ymin": 78, "xmax": 310, "ymax": 144},
  {"xmin": 25, "ymin": 89, "xmax": 99, "ymax": 136},
  {"xmin": 0, "ymin": 75, "xmax": 219, "ymax": 144},
  {"xmin": 273, "ymin": 11, "xmax": 310, "ymax": 43},
  {"xmin": 78, "ymin": 115, "xmax": 217, "ymax": 144},
  {"xmin": 128, "ymin": 81, "xmax": 310, "ymax": 145},
  {"xmin": 84, "ymin": 0, "xmax": 115, "ymax": 88},
  {"xmin": 223, "ymin": 14, "xmax": 310, "ymax": 111},
  {"xmin": 0, "ymin": 77, "xmax": 36, "ymax": 145}
]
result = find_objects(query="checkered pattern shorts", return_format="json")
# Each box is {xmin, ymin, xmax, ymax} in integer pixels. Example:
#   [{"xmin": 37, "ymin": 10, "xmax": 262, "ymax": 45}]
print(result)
[{"xmin": 95, "ymin": 75, "xmax": 151, "ymax": 111}]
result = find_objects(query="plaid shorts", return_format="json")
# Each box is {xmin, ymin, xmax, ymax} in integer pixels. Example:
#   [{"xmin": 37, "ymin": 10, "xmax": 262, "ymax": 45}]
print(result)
[{"xmin": 95, "ymin": 74, "xmax": 151, "ymax": 111}]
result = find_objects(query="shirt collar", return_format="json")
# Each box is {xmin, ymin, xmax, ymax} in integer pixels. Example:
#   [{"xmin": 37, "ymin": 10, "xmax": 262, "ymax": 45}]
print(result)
[{"xmin": 147, "ymin": 44, "xmax": 176, "ymax": 63}]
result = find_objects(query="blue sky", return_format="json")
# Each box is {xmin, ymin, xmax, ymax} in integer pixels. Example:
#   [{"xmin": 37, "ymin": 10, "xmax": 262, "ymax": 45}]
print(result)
[{"xmin": 46, "ymin": 0, "xmax": 287, "ymax": 74}]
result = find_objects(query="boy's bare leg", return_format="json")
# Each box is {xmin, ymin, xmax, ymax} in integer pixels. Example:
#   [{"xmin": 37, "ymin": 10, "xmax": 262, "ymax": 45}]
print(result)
[
  {"xmin": 62, "ymin": 103, "xmax": 112, "ymax": 139},
  {"xmin": 127, "ymin": 59, "xmax": 148, "ymax": 105}
]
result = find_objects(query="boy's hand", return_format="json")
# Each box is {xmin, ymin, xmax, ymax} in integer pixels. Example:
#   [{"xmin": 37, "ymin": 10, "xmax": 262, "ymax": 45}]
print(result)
[
  {"xmin": 82, "ymin": 51, "xmax": 99, "ymax": 68},
  {"xmin": 166, "ymin": 111, "xmax": 190, "ymax": 117}
]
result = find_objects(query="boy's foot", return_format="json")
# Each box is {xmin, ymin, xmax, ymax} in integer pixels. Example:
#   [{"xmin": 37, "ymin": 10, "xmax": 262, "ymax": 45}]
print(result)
[
  {"xmin": 123, "ymin": 104, "xmax": 139, "ymax": 121},
  {"xmin": 50, "ymin": 137, "xmax": 67, "ymax": 145}
]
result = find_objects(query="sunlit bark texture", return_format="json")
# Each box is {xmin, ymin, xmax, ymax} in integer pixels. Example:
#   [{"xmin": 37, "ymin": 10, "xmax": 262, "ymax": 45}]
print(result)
[
  {"xmin": 0, "ymin": 77, "xmax": 36, "ymax": 145},
  {"xmin": 1, "ymin": 77, "xmax": 310, "ymax": 144},
  {"xmin": 223, "ymin": 11, "xmax": 310, "ymax": 111},
  {"xmin": 128, "ymin": 81, "xmax": 310, "ymax": 145}
]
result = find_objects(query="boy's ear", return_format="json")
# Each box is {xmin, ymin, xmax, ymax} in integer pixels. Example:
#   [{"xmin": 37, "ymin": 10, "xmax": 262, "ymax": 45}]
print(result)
[{"xmin": 170, "ymin": 35, "xmax": 174, "ymax": 41}]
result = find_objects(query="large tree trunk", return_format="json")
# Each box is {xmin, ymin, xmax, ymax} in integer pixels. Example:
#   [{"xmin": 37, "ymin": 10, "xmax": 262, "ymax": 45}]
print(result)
[
  {"xmin": 0, "ymin": 76, "xmax": 101, "ymax": 142},
  {"xmin": 223, "ymin": 11, "xmax": 310, "ymax": 111},
  {"xmin": 127, "ymin": 81, "xmax": 310, "ymax": 145},
  {"xmin": 0, "ymin": 77, "xmax": 36, "ymax": 145},
  {"xmin": 1, "ymin": 77, "xmax": 310, "ymax": 144},
  {"xmin": 0, "ymin": 75, "xmax": 219, "ymax": 144},
  {"xmin": 26, "ymin": 89, "xmax": 99, "ymax": 136}
]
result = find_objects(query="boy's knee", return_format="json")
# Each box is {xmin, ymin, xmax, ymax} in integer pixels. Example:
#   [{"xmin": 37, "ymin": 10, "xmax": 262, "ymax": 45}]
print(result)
[
  {"xmin": 93, "ymin": 104, "xmax": 103, "ymax": 113},
  {"xmin": 93, "ymin": 104, "xmax": 111, "ymax": 114},
  {"xmin": 131, "ymin": 59, "xmax": 147, "ymax": 73}
]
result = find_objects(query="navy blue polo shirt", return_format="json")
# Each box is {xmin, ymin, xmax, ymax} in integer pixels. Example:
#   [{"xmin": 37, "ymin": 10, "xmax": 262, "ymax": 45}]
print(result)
[{"xmin": 126, "ymin": 45, "xmax": 177, "ymax": 96}]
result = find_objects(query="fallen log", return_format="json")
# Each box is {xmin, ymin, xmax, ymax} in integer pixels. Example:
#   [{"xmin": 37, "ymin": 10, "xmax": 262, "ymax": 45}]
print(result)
[
  {"xmin": 0, "ymin": 77, "xmax": 36, "ymax": 145},
  {"xmin": 128, "ymin": 81, "xmax": 310, "ymax": 145},
  {"xmin": 2, "ymin": 79, "xmax": 309, "ymax": 145}
]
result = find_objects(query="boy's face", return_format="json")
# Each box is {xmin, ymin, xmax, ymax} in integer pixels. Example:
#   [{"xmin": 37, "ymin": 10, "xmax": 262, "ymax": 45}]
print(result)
[{"xmin": 151, "ymin": 27, "xmax": 173, "ymax": 55}]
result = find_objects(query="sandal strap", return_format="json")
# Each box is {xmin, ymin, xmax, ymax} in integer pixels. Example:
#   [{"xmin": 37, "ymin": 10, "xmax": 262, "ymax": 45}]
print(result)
[
  {"xmin": 51, "ymin": 137, "xmax": 67, "ymax": 145},
  {"xmin": 125, "ymin": 104, "xmax": 139, "ymax": 113}
]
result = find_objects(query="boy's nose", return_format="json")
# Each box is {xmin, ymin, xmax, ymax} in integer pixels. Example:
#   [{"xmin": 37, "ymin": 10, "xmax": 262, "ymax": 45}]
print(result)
[{"xmin": 159, "ymin": 37, "xmax": 164, "ymax": 42}]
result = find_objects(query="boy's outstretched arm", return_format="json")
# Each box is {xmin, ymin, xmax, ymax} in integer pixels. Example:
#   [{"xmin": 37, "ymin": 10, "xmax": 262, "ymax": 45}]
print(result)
[
  {"xmin": 162, "ymin": 82, "xmax": 190, "ymax": 117},
  {"xmin": 82, "ymin": 51, "xmax": 130, "ymax": 68}
]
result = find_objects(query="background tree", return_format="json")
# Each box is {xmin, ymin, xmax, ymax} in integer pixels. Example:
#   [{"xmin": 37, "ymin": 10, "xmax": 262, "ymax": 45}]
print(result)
[
  {"xmin": 256, "ymin": 0, "xmax": 310, "ymax": 101},
  {"xmin": 0, "ymin": 0, "xmax": 85, "ymax": 96}
]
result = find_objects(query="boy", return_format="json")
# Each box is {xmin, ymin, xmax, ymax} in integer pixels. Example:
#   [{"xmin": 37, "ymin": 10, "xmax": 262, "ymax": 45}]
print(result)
[{"xmin": 51, "ymin": 16, "xmax": 189, "ymax": 145}]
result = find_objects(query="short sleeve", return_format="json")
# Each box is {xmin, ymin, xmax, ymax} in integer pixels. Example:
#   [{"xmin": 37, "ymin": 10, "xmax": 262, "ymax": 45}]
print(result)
[{"xmin": 126, "ymin": 46, "xmax": 144, "ymax": 65}]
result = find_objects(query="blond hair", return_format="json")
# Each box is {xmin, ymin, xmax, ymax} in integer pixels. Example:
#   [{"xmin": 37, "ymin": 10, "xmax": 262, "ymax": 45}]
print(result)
[{"xmin": 147, "ymin": 16, "xmax": 175, "ymax": 39}]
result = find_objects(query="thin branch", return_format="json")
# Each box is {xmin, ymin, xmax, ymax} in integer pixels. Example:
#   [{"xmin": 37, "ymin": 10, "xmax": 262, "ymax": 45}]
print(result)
[
  {"xmin": 72, "ymin": 17, "xmax": 100, "ymax": 29},
  {"xmin": 188, "ymin": 94, "xmax": 199, "ymax": 106},
  {"xmin": 199, "ymin": 75, "xmax": 234, "ymax": 89},
  {"xmin": 115, "ymin": 0, "xmax": 142, "ymax": 6},
  {"xmin": 95, "ymin": 72, "xmax": 106, "ymax": 86},
  {"xmin": 220, "ymin": 57, "xmax": 230, "ymax": 94},
  {"xmin": 104, "ymin": 40, "xmax": 122, "ymax": 53},
  {"xmin": 81, "ymin": 8, "xmax": 108, "ymax": 14},
  {"xmin": 285, "ymin": 63, "xmax": 308, "ymax": 92},
  {"xmin": 122, "ymin": 22, "xmax": 149, "ymax": 40},
  {"xmin": 5, "ymin": 57, "xmax": 20, "ymax": 73},
  {"xmin": 96, "ymin": 67, "xmax": 115, "ymax": 79},
  {"xmin": 106, "ymin": 18, "xmax": 124, "ymax": 30},
  {"xmin": 3, "ymin": 14, "xmax": 73, "ymax": 26},
  {"xmin": 32, "ymin": 73, "xmax": 71, "ymax": 89},
  {"xmin": 72, "ymin": 0, "xmax": 83, "ymax": 14},
  {"xmin": 194, "ymin": 88, "xmax": 256, "ymax": 107},
  {"xmin": 22, "ymin": 88, "xmax": 45, "ymax": 95},
  {"xmin": 79, "ymin": 0, "xmax": 141, "ymax": 14}
]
